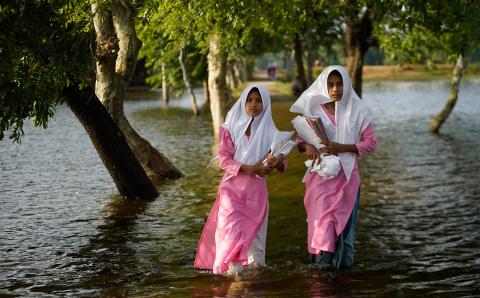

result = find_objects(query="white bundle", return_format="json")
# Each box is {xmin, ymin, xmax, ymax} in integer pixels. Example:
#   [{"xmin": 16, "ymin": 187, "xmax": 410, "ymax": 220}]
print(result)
[
  {"xmin": 304, "ymin": 154, "xmax": 341, "ymax": 179},
  {"xmin": 292, "ymin": 116, "xmax": 341, "ymax": 180}
]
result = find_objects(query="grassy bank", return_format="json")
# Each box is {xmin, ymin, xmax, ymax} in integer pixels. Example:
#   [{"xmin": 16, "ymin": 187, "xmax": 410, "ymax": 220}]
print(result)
[
  {"xmin": 265, "ymin": 64, "xmax": 479, "ymax": 83},
  {"xmin": 362, "ymin": 64, "xmax": 480, "ymax": 81}
]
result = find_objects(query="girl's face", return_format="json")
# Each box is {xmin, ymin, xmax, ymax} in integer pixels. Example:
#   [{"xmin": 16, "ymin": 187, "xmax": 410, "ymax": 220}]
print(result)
[
  {"xmin": 245, "ymin": 90, "xmax": 263, "ymax": 117},
  {"xmin": 327, "ymin": 73, "xmax": 343, "ymax": 101}
]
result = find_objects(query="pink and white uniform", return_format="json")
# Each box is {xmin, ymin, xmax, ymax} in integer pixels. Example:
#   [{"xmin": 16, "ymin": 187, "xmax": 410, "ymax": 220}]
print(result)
[
  {"xmin": 194, "ymin": 85, "xmax": 279, "ymax": 274},
  {"xmin": 290, "ymin": 66, "xmax": 377, "ymax": 254}
]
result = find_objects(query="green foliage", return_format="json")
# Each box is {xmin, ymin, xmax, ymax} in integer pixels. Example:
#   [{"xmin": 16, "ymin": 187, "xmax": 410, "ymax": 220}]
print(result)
[
  {"xmin": 0, "ymin": 1, "xmax": 94, "ymax": 142},
  {"xmin": 137, "ymin": 0, "xmax": 299, "ymax": 90},
  {"xmin": 377, "ymin": 26, "xmax": 446, "ymax": 64},
  {"xmin": 377, "ymin": 0, "xmax": 480, "ymax": 64},
  {"xmin": 137, "ymin": 1, "xmax": 209, "ymax": 91}
]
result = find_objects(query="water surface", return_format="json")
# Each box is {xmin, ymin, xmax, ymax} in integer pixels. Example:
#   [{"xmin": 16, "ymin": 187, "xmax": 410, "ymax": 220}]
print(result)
[{"xmin": 1, "ymin": 81, "xmax": 479, "ymax": 297}]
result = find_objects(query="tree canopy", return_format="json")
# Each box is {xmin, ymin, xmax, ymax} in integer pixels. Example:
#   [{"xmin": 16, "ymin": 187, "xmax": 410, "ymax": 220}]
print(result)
[
  {"xmin": 377, "ymin": 0, "xmax": 480, "ymax": 64},
  {"xmin": 0, "ymin": 1, "xmax": 93, "ymax": 142}
]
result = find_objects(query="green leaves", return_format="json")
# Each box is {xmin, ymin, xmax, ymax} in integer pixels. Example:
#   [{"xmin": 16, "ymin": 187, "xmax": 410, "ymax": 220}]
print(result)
[
  {"xmin": 137, "ymin": 0, "xmax": 272, "ymax": 90},
  {"xmin": 0, "ymin": 1, "xmax": 94, "ymax": 142},
  {"xmin": 378, "ymin": 0, "xmax": 480, "ymax": 64}
]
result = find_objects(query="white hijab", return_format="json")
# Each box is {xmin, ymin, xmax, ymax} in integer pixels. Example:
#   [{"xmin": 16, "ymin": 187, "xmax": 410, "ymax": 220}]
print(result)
[
  {"xmin": 290, "ymin": 65, "xmax": 372, "ymax": 181},
  {"xmin": 223, "ymin": 84, "xmax": 277, "ymax": 165}
]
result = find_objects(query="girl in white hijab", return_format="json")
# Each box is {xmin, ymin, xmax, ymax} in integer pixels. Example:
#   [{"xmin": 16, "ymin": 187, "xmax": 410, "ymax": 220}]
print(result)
[
  {"xmin": 290, "ymin": 65, "xmax": 378, "ymax": 270},
  {"xmin": 194, "ymin": 85, "xmax": 286, "ymax": 275}
]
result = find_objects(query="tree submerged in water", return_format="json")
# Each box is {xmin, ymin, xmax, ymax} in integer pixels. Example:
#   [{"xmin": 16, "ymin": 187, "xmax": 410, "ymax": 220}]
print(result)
[{"xmin": 90, "ymin": 0, "xmax": 182, "ymax": 182}]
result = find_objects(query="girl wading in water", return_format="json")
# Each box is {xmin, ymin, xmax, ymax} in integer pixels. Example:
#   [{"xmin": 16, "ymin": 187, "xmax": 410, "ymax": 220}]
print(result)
[
  {"xmin": 194, "ymin": 85, "xmax": 286, "ymax": 275},
  {"xmin": 290, "ymin": 65, "xmax": 377, "ymax": 270}
]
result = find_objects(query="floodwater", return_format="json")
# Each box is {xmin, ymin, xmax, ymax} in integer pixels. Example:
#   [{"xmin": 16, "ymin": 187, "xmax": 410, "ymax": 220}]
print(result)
[{"xmin": 1, "ymin": 81, "xmax": 479, "ymax": 297}]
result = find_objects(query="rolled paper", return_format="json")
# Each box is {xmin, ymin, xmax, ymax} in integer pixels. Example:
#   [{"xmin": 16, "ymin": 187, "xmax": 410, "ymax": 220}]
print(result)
[
  {"xmin": 305, "ymin": 117, "xmax": 329, "ymax": 143},
  {"xmin": 263, "ymin": 131, "xmax": 296, "ymax": 166},
  {"xmin": 271, "ymin": 131, "xmax": 295, "ymax": 157},
  {"xmin": 291, "ymin": 116, "xmax": 323, "ymax": 149},
  {"xmin": 276, "ymin": 140, "xmax": 296, "ymax": 157}
]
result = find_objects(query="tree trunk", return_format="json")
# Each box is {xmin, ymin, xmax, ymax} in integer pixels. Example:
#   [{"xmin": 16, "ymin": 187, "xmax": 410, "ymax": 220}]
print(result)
[
  {"xmin": 203, "ymin": 79, "xmax": 210, "ymax": 112},
  {"xmin": 65, "ymin": 86, "xmax": 158, "ymax": 200},
  {"xmin": 91, "ymin": 3, "xmax": 119, "ymax": 113},
  {"xmin": 430, "ymin": 54, "xmax": 465, "ymax": 134},
  {"xmin": 344, "ymin": 8, "xmax": 373, "ymax": 98},
  {"xmin": 207, "ymin": 32, "xmax": 229, "ymax": 139},
  {"xmin": 225, "ymin": 61, "xmax": 237, "ymax": 91},
  {"xmin": 92, "ymin": 1, "xmax": 182, "ymax": 185},
  {"xmin": 161, "ymin": 62, "xmax": 169, "ymax": 105},
  {"xmin": 293, "ymin": 33, "xmax": 308, "ymax": 92},
  {"xmin": 345, "ymin": 22, "xmax": 365, "ymax": 97},
  {"xmin": 284, "ymin": 50, "xmax": 295, "ymax": 81},
  {"xmin": 229, "ymin": 60, "xmax": 240, "ymax": 88},
  {"xmin": 235, "ymin": 58, "xmax": 247, "ymax": 83},
  {"xmin": 306, "ymin": 49, "xmax": 315, "ymax": 85},
  {"xmin": 245, "ymin": 56, "xmax": 255, "ymax": 81},
  {"xmin": 179, "ymin": 48, "xmax": 199, "ymax": 115}
]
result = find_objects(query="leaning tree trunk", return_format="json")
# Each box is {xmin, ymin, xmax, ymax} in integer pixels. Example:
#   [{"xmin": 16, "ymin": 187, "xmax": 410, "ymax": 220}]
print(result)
[
  {"xmin": 161, "ymin": 62, "xmax": 169, "ymax": 105},
  {"xmin": 344, "ymin": 7, "xmax": 374, "ymax": 98},
  {"xmin": 430, "ymin": 54, "xmax": 466, "ymax": 134},
  {"xmin": 179, "ymin": 48, "xmax": 199, "ymax": 115},
  {"xmin": 65, "ymin": 86, "xmax": 158, "ymax": 200},
  {"xmin": 207, "ymin": 32, "xmax": 229, "ymax": 139},
  {"xmin": 293, "ymin": 33, "xmax": 308, "ymax": 92},
  {"xmin": 92, "ymin": 1, "xmax": 182, "ymax": 185}
]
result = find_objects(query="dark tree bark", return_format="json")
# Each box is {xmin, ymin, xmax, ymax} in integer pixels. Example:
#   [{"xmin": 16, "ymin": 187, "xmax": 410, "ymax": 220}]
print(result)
[
  {"xmin": 65, "ymin": 86, "xmax": 158, "ymax": 200},
  {"xmin": 344, "ymin": 6, "xmax": 375, "ymax": 98},
  {"xmin": 306, "ymin": 49, "xmax": 316, "ymax": 85},
  {"xmin": 293, "ymin": 33, "xmax": 308, "ymax": 92}
]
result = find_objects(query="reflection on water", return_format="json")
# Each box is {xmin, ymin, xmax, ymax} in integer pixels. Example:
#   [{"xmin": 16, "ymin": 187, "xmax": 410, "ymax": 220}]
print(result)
[{"xmin": 1, "ymin": 81, "xmax": 480, "ymax": 297}]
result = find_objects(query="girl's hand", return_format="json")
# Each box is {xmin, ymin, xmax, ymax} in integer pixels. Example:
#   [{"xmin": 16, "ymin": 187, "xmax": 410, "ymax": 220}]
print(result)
[
  {"xmin": 255, "ymin": 163, "xmax": 272, "ymax": 177},
  {"xmin": 324, "ymin": 142, "xmax": 358, "ymax": 155},
  {"xmin": 275, "ymin": 154, "xmax": 286, "ymax": 172},
  {"xmin": 304, "ymin": 144, "xmax": 319, "ymax": 160},
  {"xmin": 265, "ymin": 153, "xmax": 278, "ymax": 168},
  {"xmin": 240, "ymin": 162, "xmax": 273, "ymax": 176},
  {"xmin": 325, "ymin": 142, "xmax": 340, "ymax": 155}
]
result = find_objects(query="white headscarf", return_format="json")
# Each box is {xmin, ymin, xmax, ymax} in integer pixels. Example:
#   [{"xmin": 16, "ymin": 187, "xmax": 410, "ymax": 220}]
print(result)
[
  {"xmin": 290, "ymin": 65, "xmax": 372, "ymax": 181},
  {"xmin": 223, "ymin": 84, "xmax": 277, "ymax": 165}
]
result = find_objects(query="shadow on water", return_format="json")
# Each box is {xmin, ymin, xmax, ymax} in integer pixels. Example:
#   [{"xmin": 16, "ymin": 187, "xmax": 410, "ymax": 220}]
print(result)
[
  {"xmin": 76, "ymin": 197, "xmax": 148, "ymax": 296},
  {"xmin": 20, "ymin": 195, "xmax": 151, "ymax": 297}
]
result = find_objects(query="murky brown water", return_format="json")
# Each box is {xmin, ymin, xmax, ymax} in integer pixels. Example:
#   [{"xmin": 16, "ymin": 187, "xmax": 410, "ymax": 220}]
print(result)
[{"xmin": 1, "ymin": 81, "xmax": 479, "ymax": 297}]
